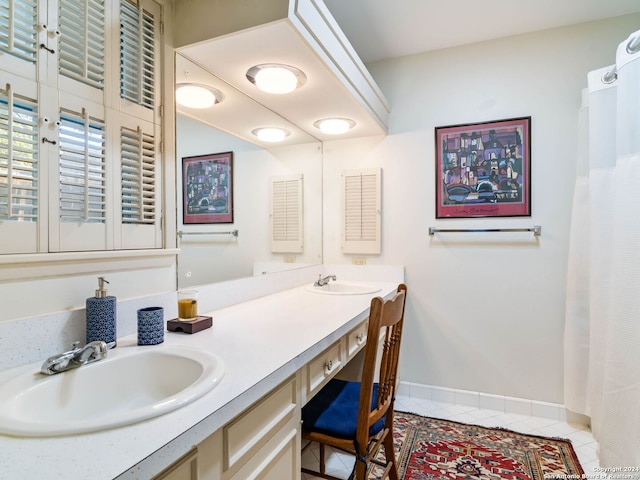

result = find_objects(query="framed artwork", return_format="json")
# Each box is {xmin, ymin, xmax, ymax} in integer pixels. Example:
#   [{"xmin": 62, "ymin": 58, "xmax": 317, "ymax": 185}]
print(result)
[
  {"xmin": 182, "ymin": 151, "xmax": 233, "ymax": 224},
  {"xmin": 435, "ymin": 116, "xmax": 531, "ymax": 219}
]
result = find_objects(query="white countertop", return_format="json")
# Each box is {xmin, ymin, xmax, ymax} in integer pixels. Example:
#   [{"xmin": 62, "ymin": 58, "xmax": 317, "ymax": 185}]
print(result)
[{"xmin": 0, "ymin": 281, "xmax": 399, "ymax": 479}]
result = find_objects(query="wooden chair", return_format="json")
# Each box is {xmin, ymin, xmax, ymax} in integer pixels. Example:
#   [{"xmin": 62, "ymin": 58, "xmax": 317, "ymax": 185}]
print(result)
[{"xmin": 301, "ymin": 284, "xmax": 408, "ymax": 480}]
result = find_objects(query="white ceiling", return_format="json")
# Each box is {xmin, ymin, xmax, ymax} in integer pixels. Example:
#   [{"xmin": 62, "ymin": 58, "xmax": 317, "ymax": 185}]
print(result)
[
  {"xmin": 176, "ymin": 0, "xmax": 640, "ymax": 147},
  {"xmin": 323, "ymin": 0, "xmax": 640, "ymax": 63}
]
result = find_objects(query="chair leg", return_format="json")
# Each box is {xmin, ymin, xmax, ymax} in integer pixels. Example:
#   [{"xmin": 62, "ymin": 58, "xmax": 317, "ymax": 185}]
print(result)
[
  {"xmin": 354, "ymin": 459, "xmax": 367, "ymax": 480},
  {"xmin": 319, "ymin": 443, "xmax": 326, "ymax": 475},
  {"xmin": 383, "ymin": 431, "xmax": 399, "ymax": 480}
]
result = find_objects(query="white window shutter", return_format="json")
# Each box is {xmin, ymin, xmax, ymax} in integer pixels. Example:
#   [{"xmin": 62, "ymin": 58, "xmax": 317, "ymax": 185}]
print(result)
[
  {"xmin": 54, "ymin": 103, "xmax": 108, "ymax": 252},
  {"xmin": 0, "ymin": 81, "xmax": 40, "ymax": 253},
  {"xmin": 119, "ymin": 0, "xmax": 156, "ymax": 110},
  {"xmin": 342, "ymin": 168, "xmax": 381, "ymax": 254},
  {"xmin": 270, "ymin": 174, "xmax": 303, "ymax": 253},
  {"xmin": 58, "ymin": 0, "xmax": 105, "ymax": 90},
  {"xmin": 0, "ymin": 0, "xmax": 38, "ymax": 64},
  {"xmin": 119, "ymin": 115, "xmax": 161, "ymax": 249},
  {"xmin": 121, "ymin": 125, "xmax": 156, "ymax": 225},
  {"xmin": 58, "ymin": 108, "xmax": 106, "ymax": 223}
]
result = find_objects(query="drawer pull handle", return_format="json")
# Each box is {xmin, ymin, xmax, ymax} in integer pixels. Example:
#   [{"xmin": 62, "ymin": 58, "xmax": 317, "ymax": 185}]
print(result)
[
  {"xmin": 325, "ymin": 360, "xmax": 333, "ymax": 373},
  {"xmin": 356, "ymin": 333, "xmax": 365, "ymax": 344}
]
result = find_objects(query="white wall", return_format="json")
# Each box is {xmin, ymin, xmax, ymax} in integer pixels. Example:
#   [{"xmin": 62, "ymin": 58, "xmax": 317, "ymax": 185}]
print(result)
[{"xmin": 323, "ymin": 15, "xmax": 640, "ymax": 404}]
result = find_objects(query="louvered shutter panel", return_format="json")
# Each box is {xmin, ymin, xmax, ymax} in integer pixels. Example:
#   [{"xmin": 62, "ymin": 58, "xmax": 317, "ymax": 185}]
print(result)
[
  {"xmin": 0, "ymin": 0, "xmax": 38, "ymax": 63},
  {"xmin": 0, "ymin": 0, "xmax": 39, "ymax": 79},
  {"xmin": 270, "ymin": 174, "xmax": 303, "ymax": 253},
  {"xmin": 342, "ymin": 168, "xmax": 381, "ymax": 254},
  {"xmin": 118, "ymin": 115, "xmax": 161, "ymax": 249},
  {"xmin": 52, "ymin": 105, "xmax": 108, "ymax": 252},
  {"xmin": 119, "ymin": 0, "xmax": 155, "ymax": 110},
  {"xmin": 121, "ymin": 125, "xmax": 155, "ymax": 225},
  {"xmin": 0, "ymin": 81, "xmax": 39, "ymax": 254},
  {"xmin": 0, "ymin": 84, "xmax": 38, "ymax": 222},
  {"xmin": 58, "ymin": 0, "xmax": 105, "ymax": 89},
  {"xmin": 58, "ymin": 109, "xmax": 106, "ymax": 223}
]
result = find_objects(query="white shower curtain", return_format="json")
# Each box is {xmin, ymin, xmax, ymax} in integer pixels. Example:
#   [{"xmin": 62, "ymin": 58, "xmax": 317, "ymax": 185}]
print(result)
[{"xmin": 564, "ymin": 30, "xmax": 640, "ymax": 467}]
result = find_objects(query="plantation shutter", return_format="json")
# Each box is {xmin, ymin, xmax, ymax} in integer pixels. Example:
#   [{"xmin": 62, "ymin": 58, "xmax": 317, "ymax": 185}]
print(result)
[
  {"xmin": 118, "ymin": 115, "xmax": 161, "ymax": 249},
  {"xmin": 0, "ymin": 0, "xmax": 38, "ymax": 62},
  {"xmin": 54, "ymin": 105, "xmax": 108, "ymax": 251},
  {"xmin": 58, "ymin": 108, "xmax": 106, "ymax": 223},
  {"xmin": 121, "ymin": 125, "xmax": 155, "ymax": 225},
  {"xmin": 342, "ymin": 168, "xmax": 381, "ymax": 254},
  {"xmin": 0, "ymin": 82, "xmax": 39, "ymax": 253},
  {"xmin": 0, "ymin": 0, "xmax": 39, "ymax": 78},
  {"xmin": 270, "ymin": 174, "xmax": 303, "ymax": 253},
  {"xmin": 58, "ymin": 0, "xmax": 105, "ymax": 90},
  {"xmin": 119, "ymin": 0, "xmax": 155, "ymax": 110}
]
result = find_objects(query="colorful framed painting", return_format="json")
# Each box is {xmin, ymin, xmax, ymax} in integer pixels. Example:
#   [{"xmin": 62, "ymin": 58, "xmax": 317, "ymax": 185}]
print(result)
[
  {"xmin": 435, "ymin": 117, "xmax": 531, "ymax": 219},
  {"xmin": 182, "ymin": 151, "xmax": 233, "ymax": 224}
]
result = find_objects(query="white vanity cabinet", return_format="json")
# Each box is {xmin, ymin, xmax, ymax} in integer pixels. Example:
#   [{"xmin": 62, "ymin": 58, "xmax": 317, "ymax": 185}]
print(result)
[
  {"xmin": 153, "ymin": 449, "xmax": 199, "ymax": 480},
  {"xmin": 161, "ymin": 375, "xmax": 301, "ymax": 480},
  {"xmin": 154, "ymin": 316, "xmax": 371, "ymax": 480}
]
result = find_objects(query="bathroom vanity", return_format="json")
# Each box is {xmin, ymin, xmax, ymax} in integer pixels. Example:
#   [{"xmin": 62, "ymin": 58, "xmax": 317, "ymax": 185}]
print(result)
[{"xmin": 0, "ymin": 268, "xmax": 402, "ymax": 480}]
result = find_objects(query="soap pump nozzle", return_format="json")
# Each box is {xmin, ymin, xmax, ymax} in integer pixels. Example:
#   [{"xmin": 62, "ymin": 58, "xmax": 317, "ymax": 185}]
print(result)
[{"xmin": 95, "ymin": 277, "xmax": 109, "ymax": 299}]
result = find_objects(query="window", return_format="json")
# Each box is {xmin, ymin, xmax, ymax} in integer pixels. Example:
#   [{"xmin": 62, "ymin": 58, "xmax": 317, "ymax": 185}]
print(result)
[
  {"xmin": 0, "ymin": 0, "xmax": 164, "ymax": 255},
  {"xmin": 0, "ymin": 0, "xmax": 38, "ymax": 63},
  {"xmin": 120, "ymin": 0, "xmax": 156, "ymax": 110},
  {"xmin": 121, "ymin": 125, "xmax": 156, "ymax": 225},
  {"xmin": 58, "ymin": 0, "xmax": 105, "ymax": 89},
  {"xmin": 58, "ymin": 108, "xmax": 106, "ymax": 223},
  {"xmin": 0, "ymin": 85, "xmax": 39, "ymax": 222}
]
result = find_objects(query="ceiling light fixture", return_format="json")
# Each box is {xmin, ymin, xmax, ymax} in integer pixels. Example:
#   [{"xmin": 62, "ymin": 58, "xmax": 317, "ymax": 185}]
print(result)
[
  {"xmin": 175, "ymin": 83, "xmax": 222, "ymax": 109},
  {"xmin": 314, "ymin": 118, "xmax": 355, "ymax": 135},
  {"xmin": 251, "ymin": 127, "xmax": 291, "ymax": 143},
  {"xmin": 246, "ymin": 64, "xmax": 307, "ymax": 94}
]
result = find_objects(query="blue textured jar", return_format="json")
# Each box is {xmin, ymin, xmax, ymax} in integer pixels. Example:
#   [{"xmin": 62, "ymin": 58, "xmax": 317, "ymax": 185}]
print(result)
[{"xmin": 86, "ymin": 277, "xmax": 117, "ymax": 348}]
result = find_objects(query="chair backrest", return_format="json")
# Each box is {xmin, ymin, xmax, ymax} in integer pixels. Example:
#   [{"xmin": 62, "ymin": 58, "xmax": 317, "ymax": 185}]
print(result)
[{"xmin": 356, "ymin": 284, "xmax": 407, "ymax": 447}]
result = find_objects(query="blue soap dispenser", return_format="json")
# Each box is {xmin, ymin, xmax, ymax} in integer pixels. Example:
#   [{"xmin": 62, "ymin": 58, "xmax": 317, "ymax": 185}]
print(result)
[{"xmin": 86, "ymin": 277, "xmax": 117, "ymax": 348}]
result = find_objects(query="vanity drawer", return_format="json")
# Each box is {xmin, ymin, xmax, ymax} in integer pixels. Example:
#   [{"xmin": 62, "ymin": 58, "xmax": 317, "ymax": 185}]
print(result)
[
  {"xmin": 346, "ymin": 320, "xmax": 368, "ymax": 360},
  {"xmin": 223, "ymin": 376, "xmax": 298, "ymax": 473},
  {"xmin": 306, "ymin": 340, "xmax": 343, "ymax": 400}
]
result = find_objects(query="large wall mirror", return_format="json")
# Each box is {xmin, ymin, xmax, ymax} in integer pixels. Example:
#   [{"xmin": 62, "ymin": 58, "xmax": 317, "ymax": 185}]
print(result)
[{"xmin": 175, "ymin": 54, "xmax": 323, "ymax": 288}]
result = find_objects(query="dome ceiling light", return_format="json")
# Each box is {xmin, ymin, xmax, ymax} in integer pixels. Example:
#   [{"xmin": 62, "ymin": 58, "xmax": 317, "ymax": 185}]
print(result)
[
  {"xmin": 175, "ymin": 83, "xmax": 222, "ymax": 109},
  {"xmin": 251, "ymin": 127, "xmax": 291, "ymax": 143},
  {"xmin": 314, "ymin": 118, "xmax": 356, "ymax": 135},
  {"xmin": 246, "ymin": 64, "xmax": 307, "ymax": 94}
]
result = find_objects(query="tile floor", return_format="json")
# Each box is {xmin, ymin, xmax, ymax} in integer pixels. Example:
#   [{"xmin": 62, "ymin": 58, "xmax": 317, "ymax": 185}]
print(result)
[{"xmin": 302, "ymin": 393, "xmax": 600, "ymax": 479}]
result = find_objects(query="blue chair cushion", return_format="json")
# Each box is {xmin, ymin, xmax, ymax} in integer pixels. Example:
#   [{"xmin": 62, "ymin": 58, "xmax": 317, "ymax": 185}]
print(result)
[{"xmin": 302, "ymin": 379, "xmax": 385, "ymax": 440}]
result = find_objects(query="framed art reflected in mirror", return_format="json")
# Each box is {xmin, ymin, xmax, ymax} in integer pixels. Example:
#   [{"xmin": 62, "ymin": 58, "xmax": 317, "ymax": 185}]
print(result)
[{"xmin": 182, "ymin": 151, "xmax": 233, "ymax": 224}]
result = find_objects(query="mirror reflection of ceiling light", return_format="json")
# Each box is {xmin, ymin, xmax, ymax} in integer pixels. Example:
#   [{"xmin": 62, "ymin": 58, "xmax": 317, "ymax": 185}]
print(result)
[
  {"xmin": 246, "ymin": 64, "xmax": 307, "ymax": 94},
  {"xmin": 175, "ymin": 83, "xmax": 222, "ymax": 109},
  {"xmin": 251, "ymin": 127, "xmax": 291, "ymax": 143},
  {"xmin": 314, "ymin": 118, "xmax": 355, "ymax": 135}
]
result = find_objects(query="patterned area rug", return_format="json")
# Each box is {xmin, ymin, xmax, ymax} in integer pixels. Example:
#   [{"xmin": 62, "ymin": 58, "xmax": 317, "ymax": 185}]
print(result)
[{"xmin": 370, "ymin": 411, "xmax": 585, "ymax": 480}]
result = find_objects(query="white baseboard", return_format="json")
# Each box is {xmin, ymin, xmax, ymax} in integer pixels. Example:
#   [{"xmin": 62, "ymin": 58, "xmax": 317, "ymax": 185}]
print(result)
[{"xmin": 397, "ymin": 381, "xmax": 590, "ymax": 426}]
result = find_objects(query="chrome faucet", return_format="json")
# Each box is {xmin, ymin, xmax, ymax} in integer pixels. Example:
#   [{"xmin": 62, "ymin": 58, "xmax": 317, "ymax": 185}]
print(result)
[
  {"xmin": 40, "ymin": 341, "xmax": 108, "ymax": 375},
  {"xmin": 314, "ymin": 274, "xmax": 337, "ymax": 287}
]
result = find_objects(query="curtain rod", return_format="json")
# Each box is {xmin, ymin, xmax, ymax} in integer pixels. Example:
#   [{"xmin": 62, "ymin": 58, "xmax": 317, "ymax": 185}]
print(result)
[
  {"xmin": 429, "ymin": 225, "xmax": 541, "ymax": 236},
  {"xmin": 177, "ymin": 230, "xmax": 239, "ymax": 238}
]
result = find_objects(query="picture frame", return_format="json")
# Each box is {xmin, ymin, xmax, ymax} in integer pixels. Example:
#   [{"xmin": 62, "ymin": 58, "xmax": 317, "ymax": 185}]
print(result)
[
  {"xmin": 435, "ymin": 116, "xmax": 531, "ymax": 219},
  {"xmin": 182, "ymin": 151, "xmax": 233, "ymax": 224}
]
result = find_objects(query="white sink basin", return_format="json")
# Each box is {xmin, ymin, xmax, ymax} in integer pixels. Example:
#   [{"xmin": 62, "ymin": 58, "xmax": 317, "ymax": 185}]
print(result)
[
  {"xmin": 0, "ymin": 345, "xmax": 224, "ymax": 437},
  {"xmin": 306, "ymin": 281, "xmax": 381, "ymax": 295}
]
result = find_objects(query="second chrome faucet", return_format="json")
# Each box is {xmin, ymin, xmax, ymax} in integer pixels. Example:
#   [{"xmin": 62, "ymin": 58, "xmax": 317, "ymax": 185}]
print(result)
[{"xmin": 314, "ymin": 274, "xmax": 337, "ymax": 287}]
